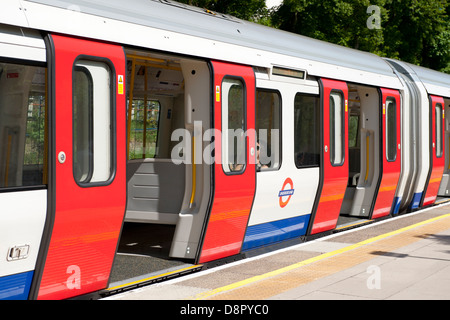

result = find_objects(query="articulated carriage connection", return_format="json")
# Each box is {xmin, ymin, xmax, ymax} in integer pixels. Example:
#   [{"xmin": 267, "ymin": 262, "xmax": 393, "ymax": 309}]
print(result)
[{"xmin": 1, "ymin": 0, "xmax": 450, "ymax": 300}]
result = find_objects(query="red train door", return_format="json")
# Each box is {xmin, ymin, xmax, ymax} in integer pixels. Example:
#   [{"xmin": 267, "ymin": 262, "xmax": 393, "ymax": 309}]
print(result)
[
  {"xmin": 198, "ymin": 61, "xmax": 256, "ymax": 263},
  {"xmin": 371, "ymin": 88, "xmax": 401, "ymax": 219},
  {"xmin": 36, "ymin": 35, "xmax": 126, "ymax": 299},
  {"xmin": 310, "ymin": 79, "xmax": 349, "ymax": 234},
  {"xmin": 423, "ymin": 95, "xmax": 445, "ymax": 206}
]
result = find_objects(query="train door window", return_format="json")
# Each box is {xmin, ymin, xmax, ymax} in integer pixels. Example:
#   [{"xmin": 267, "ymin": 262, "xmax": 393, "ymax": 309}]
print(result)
[
  {"xmin": 222, "ymin": 78, "xmax": 246, "ymax": 173},
  {"xmin": 256, "ymin": 89, "xmax": 281, "ymax": 171},
  {"xmin": 294, "ymin": 93, "xmax": 320, "ymax": 168},
  {"xmin": 386, "ymin": 98, "xmax": 397, "ymax": 161},
  {"xmin": 330, "ymin": 91, "xmax": 345, "ymax": 166},
  {"xmin": 436, "ymin": 103, "xmax": 443, "ymax": 158},
  {"xmin": 73, "ymin": 59, "xmax": 114, "ymax": 185},
  {"xmin": 0, "ymin": 62, "xmax": 47, "ymax": 188}
]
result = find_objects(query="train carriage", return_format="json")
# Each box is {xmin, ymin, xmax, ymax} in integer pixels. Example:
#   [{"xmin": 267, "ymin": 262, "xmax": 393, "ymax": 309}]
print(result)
[{"xmin": 0, "ymin": 0, "xmax": 450, "ymax": 300}]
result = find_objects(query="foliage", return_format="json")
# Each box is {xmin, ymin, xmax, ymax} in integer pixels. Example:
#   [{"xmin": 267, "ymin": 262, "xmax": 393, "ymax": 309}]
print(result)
[
  {"xmin": 176, "ymin": 0, "xmax": 268, "ymax": 22},
  {"xmin": 176, "ymin": 0, "xmax": 450, "ymax": 73},
  {"xmin": 272, "ymin": 0, "xmax": 450, "ymax": 72}
]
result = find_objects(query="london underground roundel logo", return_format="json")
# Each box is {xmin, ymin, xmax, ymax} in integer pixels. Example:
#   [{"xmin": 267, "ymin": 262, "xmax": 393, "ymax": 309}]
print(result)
[{"xmin": 278, "ymin": 178, "xmax": 294, "ymax": 208}]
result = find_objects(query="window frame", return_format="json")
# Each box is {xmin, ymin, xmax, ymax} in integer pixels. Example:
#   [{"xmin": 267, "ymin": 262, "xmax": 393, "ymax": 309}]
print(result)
[
  {"xmin": 72, "ymin": 55, "xmax": 117, "ymax": 187},
  {"xmin": 127, "ymin": 98, "xmax": 162, "ymax": 160},
  {"xmin": 436, "ymin": 102, "xmax": 443, "ymax": 158},
  {"xmin": 221, "ymin": 76, "xmax": 247, "ymax": 175},
  {"xmin": 255, "ymin": 88, "xmax": 282, "ymax": 172},
  {"xmin": 0, "ymin": 58, "xmax": 47, "ymax": 193},
  {"xmin": 385, "ymin": 97, "xmax": 397, "ymax": 162},
  {"xmin": 329, "ymin": 90, "xmax": 345, "ymax": 167},
  {"xmin": 294, "ymin": 92, "xmax": 321, "ymax": 169}
]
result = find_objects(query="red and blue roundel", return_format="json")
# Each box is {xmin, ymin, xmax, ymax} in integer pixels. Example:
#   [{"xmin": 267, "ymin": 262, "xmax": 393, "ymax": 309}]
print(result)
[{"xmin": 279, "ymin": 178, "xmax": 294, "ymax": 208}]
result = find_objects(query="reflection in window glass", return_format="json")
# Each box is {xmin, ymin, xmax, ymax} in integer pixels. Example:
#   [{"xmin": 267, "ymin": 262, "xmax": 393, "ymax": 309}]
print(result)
[
  {"xmin": 0, "ymin": 62, "xmax": 47, "ymax": 188},
  {"xmin": 256, "ymin": 89, "xmax": 281, "ymax": 171},
  {"xmin": 294, "ymin": 93, "xmax": 320, "ymax": 168},
  {"xmin": 73, "ymin": 60, "xmax": 113, "ymax": 184},
  {"xmin": 222, "ymin": 78, "xmax": 245, "ymax": 173}
]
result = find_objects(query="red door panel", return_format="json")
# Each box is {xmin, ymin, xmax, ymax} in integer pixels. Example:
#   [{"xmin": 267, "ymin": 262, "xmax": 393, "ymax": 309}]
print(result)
[
  {"xmin": 198, "ymin": 61, "xmax": 256, "ymax": 263},
  {"xmin": 423, "ymin": 95, "xmax": 445, "ymax": 206},
  {"xmin": 310, "ymin": 79, "xmax": 348, "ymax": 234},
  {"xmin": 37, "ymin": 35, "xmax": 126, "ymax": 299},
  {"xmin": 371, "ymin": 88, "xmax": 401, "ymax": 219}
]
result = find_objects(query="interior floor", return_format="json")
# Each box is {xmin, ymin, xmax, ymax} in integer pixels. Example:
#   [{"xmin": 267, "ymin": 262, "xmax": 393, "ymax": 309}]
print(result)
[
  {"xmin": 336, "ymin": 214, "xmax": 369, "ymax": 228},
  {"xmin": 109, "ymin": 223, "xmax": 193, "ymax": 285}
]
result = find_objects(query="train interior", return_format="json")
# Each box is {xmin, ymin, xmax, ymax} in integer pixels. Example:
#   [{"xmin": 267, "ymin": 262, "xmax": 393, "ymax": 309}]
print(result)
[
  {"xmin": 110, "ymin": 49, "xmax": 212, "ymax": 285},
  {"xmin": 339, "ymin": 84, "xmax": 380, "ymax": 225}
]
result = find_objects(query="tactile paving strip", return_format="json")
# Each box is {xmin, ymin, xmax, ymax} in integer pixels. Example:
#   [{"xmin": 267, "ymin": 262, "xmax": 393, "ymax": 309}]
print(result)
[{"xmin": 191, "ymin": 213, "xmax": 450, "ymax": 300}]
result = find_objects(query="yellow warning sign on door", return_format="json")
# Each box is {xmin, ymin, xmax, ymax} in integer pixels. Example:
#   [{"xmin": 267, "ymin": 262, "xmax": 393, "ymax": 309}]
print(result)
[{"xmin": 118, "ymin": 75, "xmax": 124, "ymax": 95}]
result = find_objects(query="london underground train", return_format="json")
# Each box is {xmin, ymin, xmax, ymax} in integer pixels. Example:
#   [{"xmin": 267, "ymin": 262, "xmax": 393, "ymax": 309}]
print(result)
[{"xmin": 1, "ymin": 0, "xmax": 450, "ymax": 300}]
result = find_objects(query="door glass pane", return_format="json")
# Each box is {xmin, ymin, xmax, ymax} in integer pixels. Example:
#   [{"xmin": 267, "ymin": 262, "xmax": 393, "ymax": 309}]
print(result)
[
  {"xmin": 330, "ymin": 92, "xmax": 344, "ymax": 166},
  {"xmin": 386, "ymin": 98, "xmax": 397, "ymax": 161},
  {"xmin": 436, "ymin": 103, "xmax": 443, "ymax": 158},
  {"xmin": 222, "ymin": 78, "xmax": 246, "ymax": 173},
  {"xmin": 73, "ymin": 60, "xmax": 113, "ymax": 184}
]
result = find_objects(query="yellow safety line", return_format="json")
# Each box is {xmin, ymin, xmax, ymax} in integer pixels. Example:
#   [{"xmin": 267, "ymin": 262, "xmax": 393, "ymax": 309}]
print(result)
[
  {"xmin": 190, "ymin": 213, "xmax": 450, "ymax": 300},
  {"xmin": 107, "ymin": 264, "xmax": 203, "ymax": 291}
]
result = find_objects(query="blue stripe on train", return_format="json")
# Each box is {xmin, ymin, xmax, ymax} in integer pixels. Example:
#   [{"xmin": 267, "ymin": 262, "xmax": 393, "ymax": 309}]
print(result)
[
  {"xmin": 408, "ymin": 192, "xmax": 423, "ymax": 211},
  {"xmin": 242, "ymin": 215, "xmax": 310, "ymax": 251},
  {"xmin": 0, "ymin": 271, "xmax": 34, "ymax": 300},
  {"xmin": 392, "ymin": 196, "xmax": 402, "ymax": 215}
]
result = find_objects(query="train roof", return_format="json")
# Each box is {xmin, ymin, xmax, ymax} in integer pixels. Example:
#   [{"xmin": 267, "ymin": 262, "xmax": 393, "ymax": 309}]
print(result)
[
  {"xmin": 4, "ymin": 0, "xmax": 448, "ymax": 93},
  {"xmin": 23, "ymin": 0, "xmax": 393, "ymax": 75}
]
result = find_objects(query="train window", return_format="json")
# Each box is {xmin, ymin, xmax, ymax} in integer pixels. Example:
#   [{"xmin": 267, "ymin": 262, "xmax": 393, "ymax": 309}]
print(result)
[
  {"xmin": 386, "ymin": 98, "xmax": 397, "ymax": 161},
  {"xmin": 436, "ymin": 103, "xmax": 443, "ymax": 158},
  {"xmin": 128, "ymin": 99, "xmax": 161, "ymax": 159},
  {"xmin": 222, "ymin": 78, "xmax": 246, "ymax": 173},
  {"xmin": 256, "ymin": 89, "xmax": 281, "ymax": 171},
  {"xmin": 294, "ymin": 93, "xmax": 320, "ymax": 168},
  {"xmin": 0, "ymin": 62, "xmax": 47, "ymax": 189},
  {"xmin": 73, "ymin": 60, "xmax": 114, "ymax": 185},
  {"xmin": 348, "ymin": 114, "xmax": 360, "ymax": 148},
  {"xmin": 330, "ymin": 91, "xmax": 345, "ymax": 166}
]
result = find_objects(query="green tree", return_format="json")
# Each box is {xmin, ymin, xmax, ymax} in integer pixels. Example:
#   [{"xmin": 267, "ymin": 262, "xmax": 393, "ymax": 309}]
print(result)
[
  {"xmin": 271, "ymin": 0, "xmax": 450, "ymax": 73},
  {"xmin": 176, "ymin": 0, "xmax": 268, "ymax": 22},
  {"xmin": 174, "ymin": 0, "xmax": 450, "ymax": 73},
  {"xmin": 383, "ymin": 0, "xmax": 450, "ymax": 71}
]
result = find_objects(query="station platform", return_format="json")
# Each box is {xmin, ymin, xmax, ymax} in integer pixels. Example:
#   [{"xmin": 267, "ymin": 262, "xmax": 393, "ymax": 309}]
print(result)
[{"xmin": 104, "ymin": 201, "xmax": 450, "ymax": 301}]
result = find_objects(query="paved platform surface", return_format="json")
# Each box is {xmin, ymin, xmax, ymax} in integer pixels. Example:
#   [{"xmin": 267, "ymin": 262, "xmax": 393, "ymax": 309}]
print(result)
[{"xmin": 104, "ymin": 202, "xmax": 450, "ymax": 301}]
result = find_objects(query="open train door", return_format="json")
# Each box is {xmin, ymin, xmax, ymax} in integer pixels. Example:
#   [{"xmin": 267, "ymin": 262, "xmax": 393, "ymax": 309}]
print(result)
[
  {"xmin": 309, "ymin": 78, "xmax": 349, "ymax": 235},
  {"xmin": 33, "ymin": 35, "xmax": 127, "ymax": 299},
  {"xmin": 371, "ymin": 88, "xmax": 402, "ymax": 218},
  {"xmin": 423, "ymin": 95, "xmax": 445, "ymax": 206},
  {"xmin": 198, "ymin": 61, "xmax": 256, "ymax": 263}
]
